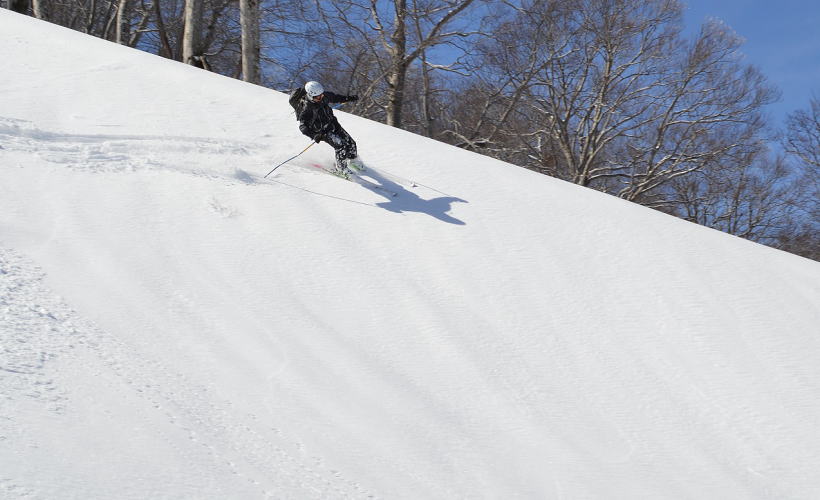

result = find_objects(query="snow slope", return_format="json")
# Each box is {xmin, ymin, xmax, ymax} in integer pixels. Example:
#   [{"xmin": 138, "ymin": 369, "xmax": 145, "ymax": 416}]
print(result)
[{"xmin": 2, "ymin": 10, "xmax": 820, "ymax": 499}]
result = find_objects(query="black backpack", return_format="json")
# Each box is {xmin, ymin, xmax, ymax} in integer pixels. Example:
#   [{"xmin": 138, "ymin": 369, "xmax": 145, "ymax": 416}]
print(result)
[{"xmin": 289, "ymin": 87, "xmax": 307, "ymax": 119}]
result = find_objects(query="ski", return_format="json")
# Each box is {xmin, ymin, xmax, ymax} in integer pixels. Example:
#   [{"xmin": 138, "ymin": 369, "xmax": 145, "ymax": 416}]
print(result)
[{"xmin": 312, "ymin": 163, "xmax": 398, "ymax": 197}]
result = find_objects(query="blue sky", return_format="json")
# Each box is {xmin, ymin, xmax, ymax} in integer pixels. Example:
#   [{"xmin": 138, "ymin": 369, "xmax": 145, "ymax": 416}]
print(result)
[{"xmin": 682, "ymin": 0, "xmax": 820, "ymax": 126}]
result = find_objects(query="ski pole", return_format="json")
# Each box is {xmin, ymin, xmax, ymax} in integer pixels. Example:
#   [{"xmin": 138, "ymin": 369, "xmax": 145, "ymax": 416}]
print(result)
[{"xmin": 264, "ymin": 142, "xmax": 315, "ymax": 178}]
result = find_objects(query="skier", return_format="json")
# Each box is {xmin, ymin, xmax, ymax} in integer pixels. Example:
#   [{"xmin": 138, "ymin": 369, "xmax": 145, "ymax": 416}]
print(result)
[{"xmin": 289, "ymin": 81, "xmax": 361, "ymax": 178}]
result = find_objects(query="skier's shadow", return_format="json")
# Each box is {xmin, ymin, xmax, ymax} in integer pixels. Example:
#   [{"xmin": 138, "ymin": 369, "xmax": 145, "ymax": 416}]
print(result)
[{"xmin": 361, "ymin": 169, "xmax": 468, "ymax": 225}]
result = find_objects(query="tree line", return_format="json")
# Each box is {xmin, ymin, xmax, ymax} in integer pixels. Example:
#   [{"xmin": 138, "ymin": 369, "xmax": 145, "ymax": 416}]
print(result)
[{"xmin": 5, "ymin": 0, "xmax": 818, "ymax": 260}]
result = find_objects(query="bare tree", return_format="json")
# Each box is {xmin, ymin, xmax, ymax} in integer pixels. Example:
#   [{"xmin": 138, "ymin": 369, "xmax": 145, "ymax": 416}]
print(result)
[
  {"xmin": 135, "ymin": 0, "xmax": 236, "ymax": 70},
  {"xmin": 785, "ymin": 97, "xmax": 820, "ymax": 188},
  {"xmin": 782, "ymin": 97, "xmax": 820, "ymax": 260},
  {"xmin": 773, "ymin": 223, "xmax": 820, "ymax": 261},
  {"xmin": 149, "ymin": 0, "xmax": 180, "ymax": 58},
  {"xmin": 240, "ymin": 0, "xmax": 260, "ymax": 83},
  {"xmin": 452, "ymin": 0, "xmax": 777, "ymax": 210},
  {"xmin": 672, "ymin": 146, "xmax": 804, "ymax": 245},
  {"xmin": 618, "ymin": 19, "xmax": 777, "ymax": 207},
  {"xmin": 374, "ymin": 0, "xmax": 477, "ymax": 128},
  {"xmin": 310, "ymin": 0, "xmax": 478, "ymax": 128},
  {"xmin": 17, "ymin": 0, "xmax": 147, "ymax": 44}
]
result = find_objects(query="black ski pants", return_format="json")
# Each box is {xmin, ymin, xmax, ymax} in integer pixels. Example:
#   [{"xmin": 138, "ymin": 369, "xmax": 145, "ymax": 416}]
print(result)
[{"xmin": 323, "ymin": 124, "xmax": 357, "ymax": 166}]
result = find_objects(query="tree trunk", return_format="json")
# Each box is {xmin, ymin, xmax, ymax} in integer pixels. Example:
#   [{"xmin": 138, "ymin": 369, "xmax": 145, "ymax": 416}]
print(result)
[
  {"xmin": 240, "ymin": 0, "xmax": 260, "ymax": 84},
  {"xmin": 115, "ymin": 0, "xmax": 130, "ymax": 45},
  {"xmin": 385, "ymin": 0, "xmax": 407, "ymax": 128},
  {"xmin": 152, "ymin": 0, "xmax": 173, "ymax": 58},
  {"xmin": 31, "ymin": 0, "xmax": 44, "ymax": 19},
  {"xmin": 182, "ymin": 0, "xmax": 203, "ymax": 65},
  {"xmin": 419, "ymin": 48, "xmax": 434, "ymax": 137}
]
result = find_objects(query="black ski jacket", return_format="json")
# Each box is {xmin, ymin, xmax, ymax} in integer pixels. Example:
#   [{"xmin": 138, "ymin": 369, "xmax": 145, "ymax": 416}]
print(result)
[{"xmin": 290, "ymin": 90, "xmax": 356, "ymax": 139}]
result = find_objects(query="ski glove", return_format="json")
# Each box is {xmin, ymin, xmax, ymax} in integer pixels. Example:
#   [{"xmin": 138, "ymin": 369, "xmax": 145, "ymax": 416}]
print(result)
[
  {"xmin": 348, "ymin": 95, "xmax": 359, "ymax": 102},
  {"xmin": 313, "ymin": 133, "xmax": 324, "ymax": 143}
]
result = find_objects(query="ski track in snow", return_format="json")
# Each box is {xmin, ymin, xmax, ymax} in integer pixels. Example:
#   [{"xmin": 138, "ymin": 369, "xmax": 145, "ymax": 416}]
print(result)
[
  {"xmin": 0, "ymin": 116, "xmax": 450, "ymax": 215},
  {"xmin": 0, "ymin": 247, "xmax": 374, "ymax": 499},
  {"xmin": 0, "ymin": 248, "xmax": 78, "ymax": 413},
  {"xmin": 0, "ymin": 116, "xmax": 262, "ymax": 180}
]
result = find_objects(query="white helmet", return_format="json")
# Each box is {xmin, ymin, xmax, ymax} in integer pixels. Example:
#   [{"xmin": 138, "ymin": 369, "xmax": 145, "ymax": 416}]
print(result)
[{"xmin": 305, "ymin": 81, "xmax": 324, "ymax": 98}]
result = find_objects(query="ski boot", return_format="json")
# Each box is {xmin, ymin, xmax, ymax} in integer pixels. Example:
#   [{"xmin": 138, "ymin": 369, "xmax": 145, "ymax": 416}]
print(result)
[
  {"xmin": 346, "ymin": 157, "xmax": 366, "ymax": 173},
  {"xmin": 331, "ymin": 161, "xmax": 353, "ymax": 180}
]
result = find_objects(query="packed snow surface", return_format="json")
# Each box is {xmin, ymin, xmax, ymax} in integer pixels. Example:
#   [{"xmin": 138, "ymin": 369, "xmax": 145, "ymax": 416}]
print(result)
[{"xmin": 2, "ymin": 10, "xmax": 819, "ymax": 499}]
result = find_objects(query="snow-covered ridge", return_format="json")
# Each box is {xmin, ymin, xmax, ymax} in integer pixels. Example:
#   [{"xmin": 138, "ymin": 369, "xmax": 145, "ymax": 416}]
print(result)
[{"xmin": 1, "ymin": 9, "xmax": 819, "ymax": 499}]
